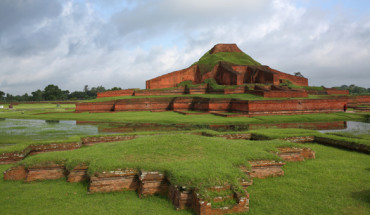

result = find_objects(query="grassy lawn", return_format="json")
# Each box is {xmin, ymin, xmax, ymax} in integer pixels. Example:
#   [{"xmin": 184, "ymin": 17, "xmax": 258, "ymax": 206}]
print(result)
[
  {"xmin": 0, "ymin": 107, "xmax": 366, "ymax": 125},
  {"xmin": 0, "ymin": 103, "xmax": 369, "ymax": 214},
  {"xmin": 1, "ymin": 142, "xmax": 369, "ymax": 214},
  {"xmin": 17, "ymin": 134, "xmax": 296, "ymax": 194}
]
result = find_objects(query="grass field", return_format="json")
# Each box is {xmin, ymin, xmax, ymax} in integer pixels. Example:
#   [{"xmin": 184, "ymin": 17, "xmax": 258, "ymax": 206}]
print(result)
[
  {"xmin": 1, "ymin": 142, "xmax": 369, "ymax": 215},
  {"xmin": 0, "ymin": 105, "xmax": 366, "ymax": 125},
  {"xmin": 0, "ymin": 102, "xmax": 369, "ymax": 215}
]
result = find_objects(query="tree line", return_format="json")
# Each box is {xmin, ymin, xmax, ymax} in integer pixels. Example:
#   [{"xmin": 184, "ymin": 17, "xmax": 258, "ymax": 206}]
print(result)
[
  {"xmin": 335, "ymin": 85, "xmax": 370, "ymax": 95},
  {"xmin": 0, "ymin": 85, "xmax": 122, "ymax": 102}
]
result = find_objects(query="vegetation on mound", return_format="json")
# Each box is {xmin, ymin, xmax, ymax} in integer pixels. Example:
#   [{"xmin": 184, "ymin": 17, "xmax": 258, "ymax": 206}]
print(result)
[
  {"xmin": 192, "ymin": 51, "xmax": 261, "ymax": 74},
  {"xmin": 17, "ymin": 134, "xmax": 298, "ymax": 195}
]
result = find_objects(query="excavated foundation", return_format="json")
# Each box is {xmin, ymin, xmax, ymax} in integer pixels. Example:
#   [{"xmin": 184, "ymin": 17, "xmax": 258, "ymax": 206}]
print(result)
[{"xmin": 3, "ymin": 145, "xmax": 316, "ymax": 215}]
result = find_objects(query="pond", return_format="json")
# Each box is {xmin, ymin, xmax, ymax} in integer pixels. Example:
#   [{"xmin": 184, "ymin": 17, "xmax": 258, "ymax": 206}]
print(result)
[
  {"xmin": 0, "ymin": 118, "xmax": 369, "ymax": 145},
  {"xmin": 318, "ymin": 121, "xmax": 370, "ymax": 134},
  {"xmin": 0, "ymin": 118, "xmax": 103, "ymax": 144}
]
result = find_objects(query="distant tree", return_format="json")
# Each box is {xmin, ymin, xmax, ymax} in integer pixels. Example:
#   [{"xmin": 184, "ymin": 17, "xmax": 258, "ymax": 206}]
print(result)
[
  {"xmin": 31, "ymin": 89, "xmax": 44, "ymax": 101},
  {"xmin": 43, "ymin": 84, "xmax": 64, "ymax": 101},
  {"xmin": 335, "ymin": 84, "xmax": 370, "ymax": 95},
  {"xmin": 294, "ymin": 72, "xmax": 304, "ymax": 78},
  {"xmin": 109, "ymin": 87, "xmax": 122, "ymax": 91},
  {"xmin": 84, "ymin": 85, "xmax": 89, "ymax": 93},
  {"xmin": 0, "ymin": 91, "xmax": 4, "ymax": 100}
]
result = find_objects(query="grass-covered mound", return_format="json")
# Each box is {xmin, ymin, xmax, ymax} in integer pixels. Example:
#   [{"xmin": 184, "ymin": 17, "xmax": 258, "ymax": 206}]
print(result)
[
  {"xmin": 17, "ymin": 134, "xmax": 300, "ymax": 193},
  {"xmin": 192, "ymin": 50, "xmax": 261, "ymax": 74}
]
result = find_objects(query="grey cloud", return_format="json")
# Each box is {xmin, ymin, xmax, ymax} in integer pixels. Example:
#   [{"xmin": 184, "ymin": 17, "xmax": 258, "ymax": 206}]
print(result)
[{"xmin": 0, "ymin": 0, "xmax": 62, "ymax": 34}]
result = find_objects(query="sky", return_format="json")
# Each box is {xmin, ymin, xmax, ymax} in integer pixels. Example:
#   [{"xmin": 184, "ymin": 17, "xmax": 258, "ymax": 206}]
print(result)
[{"xmin": 0, "ymin": 0, "xmax": 369, "ymax": 95}]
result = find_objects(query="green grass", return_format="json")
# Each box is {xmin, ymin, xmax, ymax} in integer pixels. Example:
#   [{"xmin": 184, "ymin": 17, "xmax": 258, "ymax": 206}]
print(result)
[
  {"xmin": 250, "ymin": 128, "xmax": 320, "ymax": 139},
  {"xmin": 192, "ymin": 51, "xmax": 261, "ymax": 74},
  {"xmin": 1, "ymin": 142, "xmax": 369, "ymax": 214},
  {"xmin": 12, "ymin": 103, "xmax": 75, "ymax": 109},
  {"xmin": 0, "ymin": 108, "xmax": 366, "ymax": 126},
  {"xmin": 17, "ymin": 134, "xmax": 295, "ymax": 195},
  {"xmin": 247, "ymin": 143, "xmax": 370, "ymax": 215},
  {"xmin": 0, "ymin": 164, "xmax": 193, "ymax": 215}
]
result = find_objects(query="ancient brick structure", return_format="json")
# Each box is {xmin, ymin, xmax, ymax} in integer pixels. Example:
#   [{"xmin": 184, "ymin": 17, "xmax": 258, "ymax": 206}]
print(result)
[
  {"xmin": 97, "ymin": 89, "xmax": 135, "ymax": 98},
  {"xmin": 75, "ymin": 96, "xmax": 354, "ymax": 116},
  {"xmin": 146, "ymin": 44, "xmax": 308, "ymax": 89}
]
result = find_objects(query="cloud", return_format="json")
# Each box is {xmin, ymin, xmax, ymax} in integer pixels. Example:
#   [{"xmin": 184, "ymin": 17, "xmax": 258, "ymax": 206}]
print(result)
[{"xmin": 0, "ymin": 0, "xmax": 369, "ymax": 95}]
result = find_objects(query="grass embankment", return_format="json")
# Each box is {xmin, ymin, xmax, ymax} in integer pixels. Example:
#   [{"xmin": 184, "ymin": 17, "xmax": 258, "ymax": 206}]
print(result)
[
  {"xmin": 17, "ymin": 134, "xmax": 295, "ymax": 194},
  {"xmin": 2, "ymin": 143, "xmax": 369, "ymax": 214},
  {"xmin": 1, "ymin": 105, "xmax": 366, "ymax": 125}
]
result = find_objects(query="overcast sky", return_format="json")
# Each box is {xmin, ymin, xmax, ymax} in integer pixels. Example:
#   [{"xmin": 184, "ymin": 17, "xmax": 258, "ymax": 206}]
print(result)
[{"xmin": 0, "ymin": 0, "xmax": 369, "ymax": 95}]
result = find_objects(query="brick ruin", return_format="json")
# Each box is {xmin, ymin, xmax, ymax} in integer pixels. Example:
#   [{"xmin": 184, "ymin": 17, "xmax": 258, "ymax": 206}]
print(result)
[
  {"xmin": 3, "ymin": 146, "xmax": 315, "ymax": 215},
  {"xmin": 145, "ymin": 44, "xmax": 308, "ymax": 89},
  {"xmin": 94, "ymin": 43, "xmax": 353, "ymax": 105},
  {"xmin": 76, "ymin": 95, "xmax": 370, "ymax": 115}
]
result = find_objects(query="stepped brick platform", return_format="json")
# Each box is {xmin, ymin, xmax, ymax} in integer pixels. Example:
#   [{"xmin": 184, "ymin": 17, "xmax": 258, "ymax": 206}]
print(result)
[
  {"xmin": 97, "ymin": 89, "xmax": 135, "ymax": 98},
  {"xmin": 192, "ymin": 191, "xmax": 249, "ymax": 215},
  {"xmin": 146, "ymin": 44, "xmax": 308, "ymax": 89},
  {"xmin": 3, "ymin": 153, "xmax": 315, "ymax": 215},
  {"xmin": 243, "ymin": 160, "xmax": 286, "ymax": 179},
  {"xmin": 138, "ymin": 171, "xmax": 169, "ymax": 197},
  {"xmin": 68, "ymin": 164, "xmax": 89, "ymax": 183},
  {"xmin": 89, "ymin": 169, "xmax": 139, "ymax": 193},
  {"xmin": 277, "ymin": 147, "xmax": 315, "ymax": 161},
  {"xmin": 3, "ymin": 166, "xmax": 27, "ymax": 180},
  {"xmin": 168, "ymin": 185, "xmax": 193, "ymax": 210},
  {"xmin": 74, "ymin": 96, "xmax": 364, "ymax": 116},
  {"xmin": 0, "ymin": 148, "xmax": 31, "ymax": 164},
  {"xmin": 26, "ymin": 163, "xmax": 67, "ymax": 182}
]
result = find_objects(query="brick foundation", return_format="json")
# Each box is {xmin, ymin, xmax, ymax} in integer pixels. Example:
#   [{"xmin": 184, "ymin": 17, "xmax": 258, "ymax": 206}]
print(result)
[
  {"xmin": 277, "ymin": 147, "xmax": 315, "ymax": 161},
  {"xmin": 3, "ymin": 166, "xmax": 27, "ymax": 181},
  {"xmin": 26, "ymin": 164, "xmax": 67, "ymax": 182},
  {"xmin": 245, "ymin": 160, "xmax": 285, "ymax": 179},
  {"xmin": 67, "ymin": 164, "xmax": 89, "ymax": 183},
  {"xmin": 89, "ymin": 169, "xmax": 139, "ymax": 193},
  {"xmin": 81, "ymin": 135, "xmax": 137, "ymax": 146},
  {"xmin": 138, "ymin": 171, "xmax": 169, "ymax": 197}
]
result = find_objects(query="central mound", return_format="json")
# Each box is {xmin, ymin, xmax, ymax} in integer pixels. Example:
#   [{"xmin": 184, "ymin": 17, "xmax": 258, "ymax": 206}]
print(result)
[
  {"xmin": 146, "ymin": 43, "xmax": 308, "ymax": 89},
  {"xmin": 193, "ymin": 44, "xmax": 261, "ymax": 74},
  {"xmin": 209, "ymin": 43, "xmax": 243, "ymax": 54}
]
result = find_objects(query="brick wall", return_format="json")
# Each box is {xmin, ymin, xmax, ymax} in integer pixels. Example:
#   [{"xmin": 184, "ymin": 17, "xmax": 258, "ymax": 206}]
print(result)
[
  {"xmin": 75, "ymin": 101, "xmax": 115, "ymax": 112},
  {"xmin": 97, "ymin": 89, "xmax": 135, "ymax": 98},
  {"xmin": 146, "ymin": 65, "xmax": 200, "ymax": 89}
]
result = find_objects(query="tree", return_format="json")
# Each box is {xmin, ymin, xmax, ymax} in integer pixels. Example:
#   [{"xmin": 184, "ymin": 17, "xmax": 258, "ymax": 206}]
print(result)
[
  {"xmin": 0, "ymin": 90, "xmax": 4, "ymax": 100},
  {"xmin": 109, "ymin": 87, "xmax": 122, "ymax": 91},
  {"xmin": 294, "ymin": 72, "xmax": 304, "ymax": 78},
  {"xmin": 43, "ymin": 84, "xmax": 64, "ymax": 101},
  {"xmin": 31, "ymin": 89, "xmax": 44, "ymax": 101}
]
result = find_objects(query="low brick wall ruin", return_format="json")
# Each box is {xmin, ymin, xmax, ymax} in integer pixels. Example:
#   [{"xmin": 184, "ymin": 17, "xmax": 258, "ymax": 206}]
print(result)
[
  {"xmin": 81, "ymin": 135, "xmax": 137, "ymax": 146},
  {"xmin": 75, "ymin": 101, "xmax": 115, "ymax": 112},
  {"xmin": 0, "ymin": 142, "xmax": 81, "ymax": 164},
  {"xmin": 97, "ymin": 89, "xmax": 135, "ymax": 98},
  {"xmin": 74, "ymin": 95, "xmax": 367, "ymax": 116},
  {"xmin": 277, "ymin": 147, "xmax": 315, "ymax": 161},
  {"xmin": 245, "ymin": 160, "xmax": 285, "ymax": 179},
  {"xmin": 135, "ymin": 87, "xmax": 187, "ymax": 96},
  {"xmin": 314, "ymin": 136, "xmax": 370, "ymax": 154},
  {"xmin": 4, "ymin": 154, "xmax": 315, "ymax": 215},
  {"xmin": 114, "ymin": 97, "xmax": 175, "ymax": 111}
]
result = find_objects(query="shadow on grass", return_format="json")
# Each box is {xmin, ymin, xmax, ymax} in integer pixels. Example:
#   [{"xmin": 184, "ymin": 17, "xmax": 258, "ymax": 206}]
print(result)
[{"xmin": 351, "ymin": 190, "xmax": 370, "ymax": 204}]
